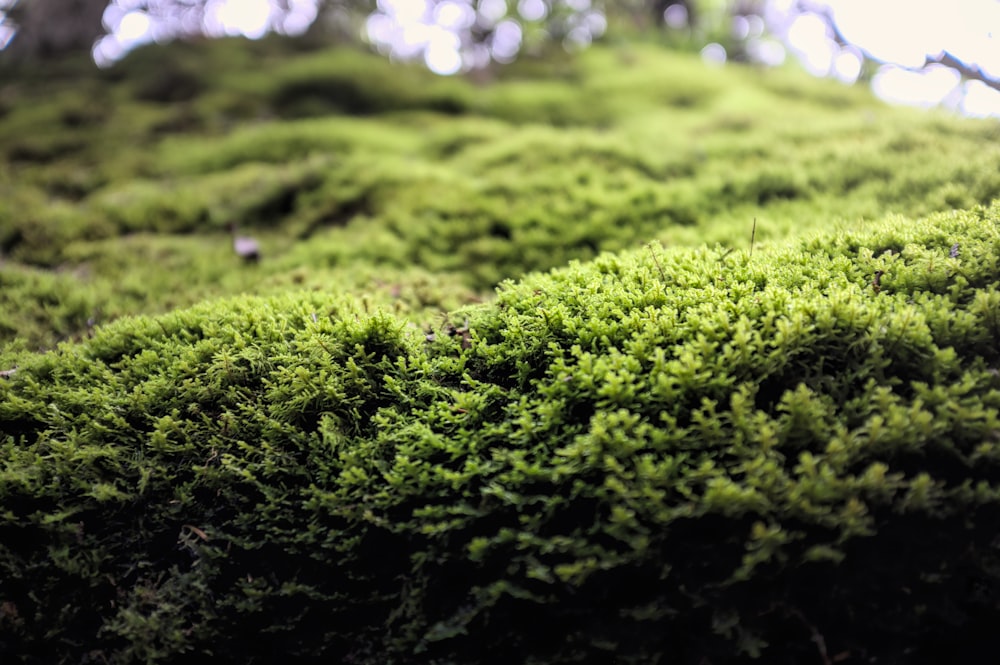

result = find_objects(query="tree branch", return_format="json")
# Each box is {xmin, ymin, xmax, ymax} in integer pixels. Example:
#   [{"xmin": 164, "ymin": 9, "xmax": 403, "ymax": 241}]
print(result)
[
  {"xmin": 927, "ymin": 50, "xmax": 1000, "ymax": 94},
  {"xmin": 797, "ymin": 0, "xmax": 1000, "ymax": 94}
]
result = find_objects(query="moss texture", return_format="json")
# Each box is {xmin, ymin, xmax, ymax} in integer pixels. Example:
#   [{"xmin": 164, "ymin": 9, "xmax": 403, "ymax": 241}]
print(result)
[
  {"xmin": 1, "ymin": 35, "xmax": 1000, "ymax": 664},
  {"xmin": 3, "ymin": 36, "xmax": 1000, "ymax": 355}
]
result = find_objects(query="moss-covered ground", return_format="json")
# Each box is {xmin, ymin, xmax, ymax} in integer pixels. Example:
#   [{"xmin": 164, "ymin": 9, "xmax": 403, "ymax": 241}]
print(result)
[{"xmin": 1, "ymin": 36, "xmax": 999, "ymax": 663}]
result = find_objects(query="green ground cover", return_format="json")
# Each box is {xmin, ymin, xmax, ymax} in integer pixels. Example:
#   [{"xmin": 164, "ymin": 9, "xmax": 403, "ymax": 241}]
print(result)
[{"xmin": 1, "ymin": 35, "xmax": 999, "ymax": 663}]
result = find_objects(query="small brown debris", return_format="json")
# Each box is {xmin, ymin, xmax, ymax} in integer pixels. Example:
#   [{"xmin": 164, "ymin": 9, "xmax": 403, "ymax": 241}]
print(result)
[
  {"xmin": 872, "ymin": 270, "xmax": 884, "ymax": 294},
  {"xmin": 438, "ymin": 319, "xmax": 473, "ymax": 349},
  {"xmin": 233, "ymin": 235, "xmax": 260, "ymax": 261},
  {"xmin": 181, "ymin": 524, "xmax": 210, "ymax": 541},
  {"xmin": 229, "ymin": 222, "xmax": 260, "ymax": 262}
]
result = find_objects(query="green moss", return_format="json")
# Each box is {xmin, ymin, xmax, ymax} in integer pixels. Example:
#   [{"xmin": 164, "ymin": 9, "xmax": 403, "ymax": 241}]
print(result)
[
  {"xmin": 2, "ymin": 33, "xmax": 1000, "ymax": 663},
  {"xmin": 4, "ymin": 38, "xmax": 1000, "ymax": 350},
  {"xmin": 2, "ymin": 205, "xmax": 1000, "ymax": 663}
]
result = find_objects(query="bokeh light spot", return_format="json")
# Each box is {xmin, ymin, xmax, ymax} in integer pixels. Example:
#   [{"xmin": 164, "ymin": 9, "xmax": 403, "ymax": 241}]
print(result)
[
  {"xmin": 663, "ymin": 4, "xmax": 688, "ymax": 29},
  {"xmin": 833, "ymin": 46, "xmax": 863, "ymax": 83},
  {"xmin": 426, "ymin": 38, "xmax": 462, "ymax": 74},
  {"xmin": 435, "ymin": 1, "xmax": 475, "ymax": 31},
  {"xmin": 478, "ymin": 0, "xmax": 509, "ymax": 25},
  {"xmin": 962, "ymin": 79, "xmax": 1000, "ymax": 117},
  {"xmin": 492, "ymin": 18, "xmax": 522, "ymax": 62},
  {"xmin": 732, "ymin": 15, "xmax": 750, "ymax": 41},
  {"xmin": 700, "ymin": 43, "xmax": 727, "ymax": 65},
  {"xmin": 118, "ymin": 10, "xmax": 152, "ymax": 46},
  {"xmin": 215, "ymin": 0, "xmax": 272, "ymax": 39},
  {"xmin": 517, "ymin": 0, "xmax": 547, "ymax": 22}
]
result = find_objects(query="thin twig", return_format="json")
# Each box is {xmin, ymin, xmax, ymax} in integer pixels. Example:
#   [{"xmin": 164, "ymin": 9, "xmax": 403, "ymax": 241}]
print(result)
[
  {"xmin": 647, "ymin": 241, "xmax": 668, "ymax": 286},
  {"xmin": 786, "ymin": 606, "xmax": 833, "ymax": 665},
  {"xmin": 749, "ymin": 217, "xmax": 757, "ymax": 259}
]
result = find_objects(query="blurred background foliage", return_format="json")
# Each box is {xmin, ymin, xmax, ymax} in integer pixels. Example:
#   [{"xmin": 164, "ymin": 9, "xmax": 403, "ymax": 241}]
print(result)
[
  {"xmin": 1, "ymin": 0, "xmax": 998, "ymax": 113},
  {"xmin": 2, "ymin": 1, "xmax": 754, "ymax": 64},
  {"xmin": 1, "ymin": 0, "xmax": 998, "ymax": 362},
  {"xmin": 1, "ymin": 22, "xmax": 998, "ymax": 364}
]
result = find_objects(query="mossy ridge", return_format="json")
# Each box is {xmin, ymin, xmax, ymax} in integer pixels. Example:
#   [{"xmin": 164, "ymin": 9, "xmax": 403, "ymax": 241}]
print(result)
[
  {"xmin": 0, "ymin": 244, "xmax": 478, "ymax": 366},
  {"xmin": 3, "ymin": 206, "xmax": 999, "ymax": 663},
  {"xmin": 5, "ymin": 38, "xmax": 1000, "ymax": 352}
]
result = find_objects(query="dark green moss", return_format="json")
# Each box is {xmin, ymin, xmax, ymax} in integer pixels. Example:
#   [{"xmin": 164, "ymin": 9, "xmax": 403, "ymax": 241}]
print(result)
[
  {"xmin": 2, "ymin": 33, "xmax": 1000, "ymax": 664},
  {"xmin": 2, "ymin": 206, "xmax": 999, "ymax": 663}
]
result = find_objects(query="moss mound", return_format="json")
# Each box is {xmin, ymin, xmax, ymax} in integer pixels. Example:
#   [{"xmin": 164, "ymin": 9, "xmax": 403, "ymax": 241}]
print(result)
[
  {"xmin": 3, "ymin": 36, "xmax": 1000, "ymax": 356},
  {"xmin": 2, "ymin": 33, "xmax": 1000, "ymax": 664},
  {"xmin": 3, "ymin": 204, "xmax": 1000, "ymax": 663}
]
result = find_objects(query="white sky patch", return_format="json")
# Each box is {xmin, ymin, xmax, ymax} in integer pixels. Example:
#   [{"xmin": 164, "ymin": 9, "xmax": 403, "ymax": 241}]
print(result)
[
  {"xmin": 398, "ymin": 21, "xmax": 435, "ymax": 59},
  {"xmin": 872, "ymin": 63, "xmax": 962, "ymax": 107},
  {"xmin": 69, "ymin": 0, "xmax": 1000, "ymax": 115},
  {"xmin": 425, "ymin": 31, "xmax": 463, "ymax": 74},
  {"xmin": 962, "ymin": 79, "xmax": 1000, "ymax": 116},
  {"xmin": 434, "ymin": 1, "xmax": 476, "ymax": 31},
  {"xmin": 830, "ymin": 0, "xmax": 935, "ymax": 67},
  {"xmin": 775, "ymin": 0, "xmax": 999, "ymax": 115},
  {"xmin": 946, "ymin": 3, "xmax": 1000, "ymax": 79},
  {"xmin": 210, "ymin": 0, "xmax": 272, "ymax": 39},
  {"xmin": 827, "ymin": 0, "xmax": 999, "ymax": 73},
  {"xmin": 786, "ymin": 12, "xmax": 833, "ymax": 76},
  {"xmin": 117, "ymin": 10, "xmax": 152, "ymax": 47},
  {"xmin": 366, "ymin": 2, "xmax": 469, "ymax": 73},
  {"xmin": 832, "ymin": 46, "xmax": 863, "ymax": 83},
  {"xmin": 382, "ymin": 0, "xmax": 430, "ymax": 24}
]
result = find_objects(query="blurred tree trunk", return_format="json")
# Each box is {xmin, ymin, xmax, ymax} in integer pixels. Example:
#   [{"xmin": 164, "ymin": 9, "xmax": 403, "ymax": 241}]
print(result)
[{"xmin": 2, "ymin": 0, "xmax": 109, "ymax": 61}]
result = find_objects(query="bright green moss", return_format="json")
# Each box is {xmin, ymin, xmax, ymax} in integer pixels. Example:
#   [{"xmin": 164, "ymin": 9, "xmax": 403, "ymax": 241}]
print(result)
[
  {"xmin": 2, "ymin": 204, "xmax": 999, "ymax": 663},
  {"xmin": 4, "ymin": 37, "xmax": 1000, "ymax": 351},
  {"xmin": 2, "ymin": 33, "xmax": 1000, "ymax": 664}
]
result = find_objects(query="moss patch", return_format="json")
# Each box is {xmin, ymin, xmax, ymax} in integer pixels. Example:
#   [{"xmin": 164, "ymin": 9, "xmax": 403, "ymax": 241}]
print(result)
[
  {"xmin": 2, "ymin": 205, "xmax": 1000, "ymax": 662},
  {"xmin": 1, "ymin": 34, "xmax": 999, "ymax": 664},
  {"xmin": 3, "ymin": 37, "xmax": 1000, "ymax": 351}
]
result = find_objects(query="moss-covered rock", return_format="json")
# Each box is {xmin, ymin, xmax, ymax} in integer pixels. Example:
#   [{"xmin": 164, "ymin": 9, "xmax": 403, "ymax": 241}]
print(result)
[
  {"xmin": 3, "ymin": 36, "xmax": 1000, "ymax": 351},
  {"xmin": 2, "ymin": 204, "xmax": 999, "ymax": 663},
  {"xmin": 2, "ymin": 33, "xmax": 1000, "ymax": 664}
]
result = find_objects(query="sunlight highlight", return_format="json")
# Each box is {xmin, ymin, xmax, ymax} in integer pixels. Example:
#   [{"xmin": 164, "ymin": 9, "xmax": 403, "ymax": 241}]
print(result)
[
  {"xmin": 78, "ymin": 0, "xmax": 1000, "ymax": 115},
  {"xmin": 209, "ymin": 0, "xmax": 272, "ymax": 39}
]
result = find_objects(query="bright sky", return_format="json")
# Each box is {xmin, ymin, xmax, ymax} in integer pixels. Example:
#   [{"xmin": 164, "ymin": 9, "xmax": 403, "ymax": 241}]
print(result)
[
  {"xmin": 91, "ymin": 0, "xmax": 1000, "ymax": 116},
  {"xmin": 777, "ymin": 0, "xmax": 1000, "ymax": 116}
]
